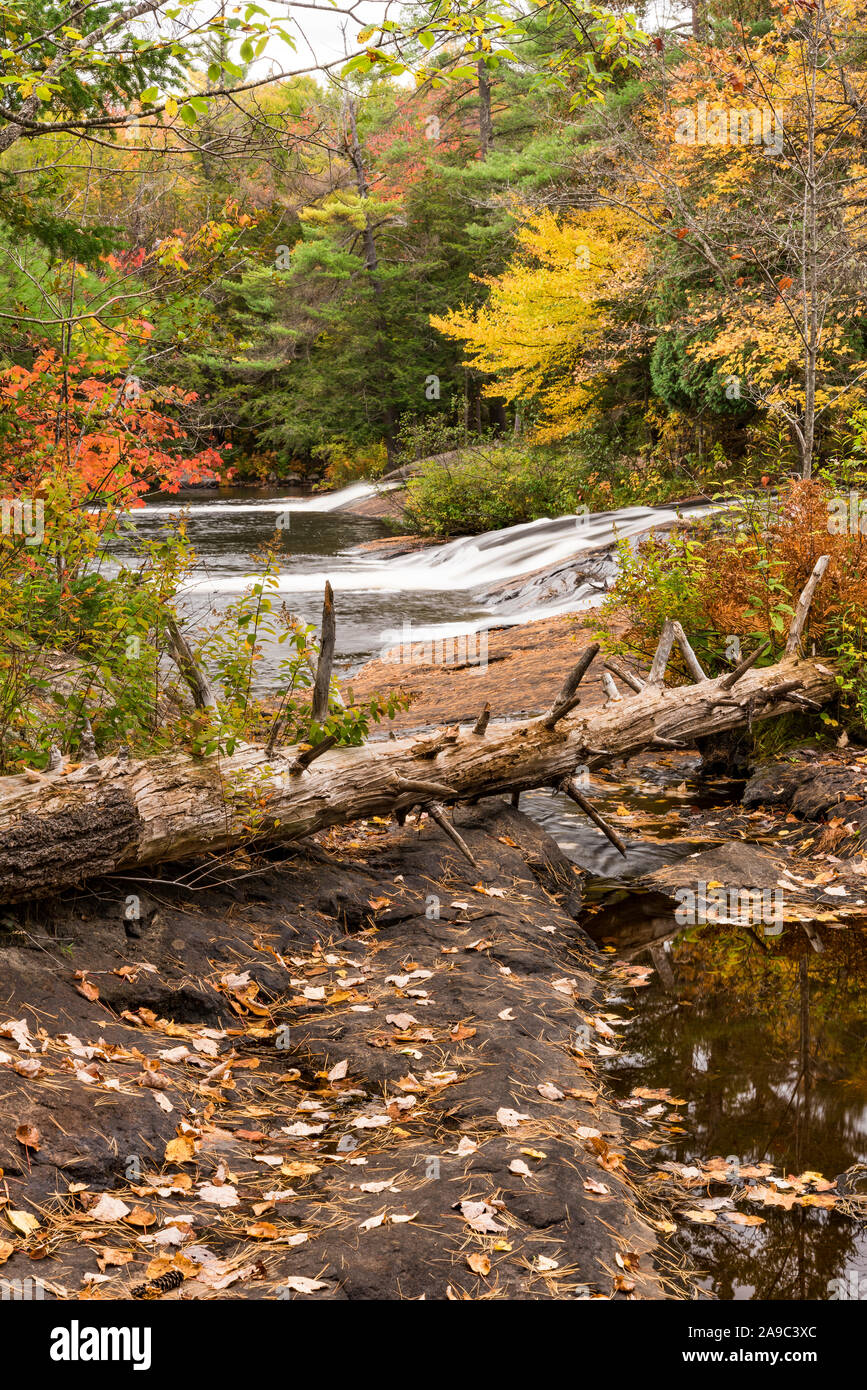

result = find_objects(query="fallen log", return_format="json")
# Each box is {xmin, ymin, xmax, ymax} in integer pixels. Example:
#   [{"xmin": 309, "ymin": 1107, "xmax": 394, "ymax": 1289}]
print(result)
[
  {"xmin": 0, "ymin": 558, "xmax": 835, "ymax": 905},
  {"xmin": 0, "ymin": 649, "xmax": 837, "ymax": 905}
]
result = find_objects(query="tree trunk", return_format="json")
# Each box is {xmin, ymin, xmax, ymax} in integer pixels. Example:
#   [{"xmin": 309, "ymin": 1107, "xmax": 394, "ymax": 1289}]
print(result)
[
  {"xmin": 478, "ymin": 60, "xmax": 493, "ymax": 159},
  {"xmin": 0, "ymin": 652, "xmax": 836, "ymax": 906},
  {"xmin": 800, "ymin": 8, "xmax": 820, "ymax": 480}
]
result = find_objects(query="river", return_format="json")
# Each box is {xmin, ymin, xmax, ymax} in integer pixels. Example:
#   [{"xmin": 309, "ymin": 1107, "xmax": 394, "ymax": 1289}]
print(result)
[
  {"xmin": 120, "ymin": 481, "xmax": 867, "ymax": 1301},
  {"xmin": 119, "ymin": 482, "xmax": 710, "ymax": 684}
]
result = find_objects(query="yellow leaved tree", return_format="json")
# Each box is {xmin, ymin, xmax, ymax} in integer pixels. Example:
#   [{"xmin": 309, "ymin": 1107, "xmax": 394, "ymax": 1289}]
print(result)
[{"xmin": 432, "ymin": 206, "xmax": 649, "ymax": 441}]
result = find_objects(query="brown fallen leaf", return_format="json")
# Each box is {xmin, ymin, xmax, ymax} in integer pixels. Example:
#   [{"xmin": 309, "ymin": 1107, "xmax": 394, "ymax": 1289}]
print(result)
[
  {"xmin": 467, "ymin": 1252, "xmax": 491, "ymax": 1276},
  {"xmin": 74, "ymin": 972, "xmax": 100, "ymax": 1002},
  {"xmin": 97, "ymin": 1247, "xmax": 134, "ymax": 1271},
  {"xmin": 245, "ymin": 1222, "xmax": 279, "ymax": 1239},
  {"xmin": 15, "ymin": 1124, "xmax": 40, "ymax": 1151},
  {"xmin": 124, "ymin": 1207, "xmax": 157, "ymax": 1229},
  {"xmin": 450, "ymin": 1024, "xmax": 477, "ymax": 1042},
  {"xmin": 281, "ymin": 1161, "xmax": 320, "ymax": 1178}
]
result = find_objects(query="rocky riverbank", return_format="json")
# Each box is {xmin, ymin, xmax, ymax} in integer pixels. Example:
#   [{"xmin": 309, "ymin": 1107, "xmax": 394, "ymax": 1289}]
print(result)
[
  {"xmin": 0, "ymin": 803, "xmax": 668, "ymax": 1301},
  {"xmin": 344, "ymin": 612, "xmax": 611, "ymax": 732},
  {"xmin": 3, "ymin": 583, "xmax": 862, "ymax": 1302}
]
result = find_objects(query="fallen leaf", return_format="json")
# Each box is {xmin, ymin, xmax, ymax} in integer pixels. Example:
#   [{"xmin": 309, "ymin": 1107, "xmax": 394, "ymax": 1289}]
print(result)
[
  {"xmin": 6, "ymin": 1210, "xmax": 40, "ymax": 1236},
  {"xmin": 88, "ymin": 1195, "xmax": 130, "ymax": 1223},
  {"xmin": 360, "ymin": 1212, "xmax": 385, "ymax": 1231},
  {"xmin": 497, "ymin": 1107, "xmax": 530, "ymax": 1129},
  {"xmin": 165, "ymin": 1136, "xmax": 196, "ymax": 1163},
  {"xmin": 197, "ymin": 1184, "xmax": 240, "ymax": 1208},
  {"xmin": 537, "ymin": 1082, "xmax": 564, "ymax": 1101},
  {"xmin": 15, "ymin": 1124, "xmax": 40, "ymax": 1151},
  {"xmin": 124, "ymin": 1207, "xmax": 157, "ymax": 1229}
]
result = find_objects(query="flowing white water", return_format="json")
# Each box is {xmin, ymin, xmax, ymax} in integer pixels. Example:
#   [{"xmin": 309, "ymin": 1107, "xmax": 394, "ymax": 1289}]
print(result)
[
  {"xmin": 134, "ymin": 479, "xmax": 399, "ymax": 519},
  {"xmin": 181, "ymin": 502, "xmax": 710, "ymax": 604},
  {"xmin": 119, "ymin": 487, "xmax": 719, "ymax": 679}
]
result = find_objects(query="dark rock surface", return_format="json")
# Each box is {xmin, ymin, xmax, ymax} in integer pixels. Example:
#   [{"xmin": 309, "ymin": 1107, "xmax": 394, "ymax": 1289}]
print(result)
[{"xmin": 0, "ymin": 804, "xmax": 663, "ymax": 1300}]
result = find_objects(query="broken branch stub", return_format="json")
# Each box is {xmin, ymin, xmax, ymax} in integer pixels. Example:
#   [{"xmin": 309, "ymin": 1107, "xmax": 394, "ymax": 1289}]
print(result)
[
  {"xmin": 785, "ymin": 555, "xmax": 830, "ymax": 657},
  {"xmin": 311, "ymin": 581, "xmax": 336, "ymax": 724},
  {"xmin": 542, "ymin": 643, "xmax": 600, "ymax": 728}
]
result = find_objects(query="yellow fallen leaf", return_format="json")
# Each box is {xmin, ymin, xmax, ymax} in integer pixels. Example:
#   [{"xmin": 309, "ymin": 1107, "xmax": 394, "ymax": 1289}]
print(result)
[
  {"xmin": 281, "ymin": 1161, "xmax": 320, "ymax": 1178},
  {"xmin": 7, "ymin": 1211, "xmax": 39, "ymax": 1237},
  {"xmin": 164, "ymin": 1136, "xmax": 196, "ymax": 1163}
]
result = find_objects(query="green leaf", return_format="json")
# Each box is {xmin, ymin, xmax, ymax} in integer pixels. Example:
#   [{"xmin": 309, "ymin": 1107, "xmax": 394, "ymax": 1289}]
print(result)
[{"xmin": 140, "ymin": 86, "xmax": 159, "ymax": 103}]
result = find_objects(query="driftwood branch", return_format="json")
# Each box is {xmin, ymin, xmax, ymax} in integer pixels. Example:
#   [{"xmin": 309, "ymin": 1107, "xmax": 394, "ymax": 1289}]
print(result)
[
  {"xmin": 311, "ymin": 581, "xmax": 336, "ymax": 723},
  {"xmin": 720, "ymin": 641, "xmax": 772, "ymax": 690},
  {"xmin": 604, "ymin": 657, "xmax": 646, "ymax": 693},
  {"xmin": 786, "ymin": 555, "xmax": 830, "ymax": 656},
  {"xmin": 648, "ymin": 618, "xmax": 707, "ymax": 686},
  {"xmin": 601, "ymin": 672, "xmax": 622, "ymax": 705},
  {"xmin": 562, "ymin": 780, "xmax": 628, "ymax": 857},
  {"xmin": 426, "ymin": 803, "xmax": 478, "ymax": 867},
  {"xmin": 289, "ymin": 733, "xmax": 339, "ymax": 775},
  {"xmin": 648, "ymin": 620, "xmax": 679, "ymax": 687},
  {"xmin": 267, "ymin": 581, "xmax": 337, "ymax": 755},
  {"xmin": 542, "ymin": 644, "xmax": 600, "ymax": 728},
  {"xmin": 164, "ymin": 614, "xmax": 218, "ymax": 713},
  {"xmin": 473, "ymin": 703, "xmax": 491, "ymax": 736},
  {"xmin": 671, "ymin": 621, "xmax": 707, "ymax": 682}
]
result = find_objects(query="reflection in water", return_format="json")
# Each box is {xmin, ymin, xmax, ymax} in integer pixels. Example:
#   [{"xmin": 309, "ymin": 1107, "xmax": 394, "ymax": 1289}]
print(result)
[
  {"xmin": 522, "ymin": 762, "xmax": 867, "ymax": 1300},
  {"xmin": 587, "ymin": 896, "xmax": 867, "ymax": 1300}
]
